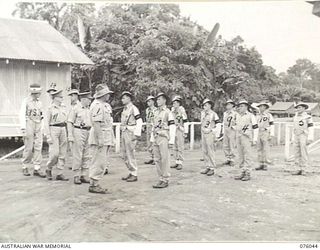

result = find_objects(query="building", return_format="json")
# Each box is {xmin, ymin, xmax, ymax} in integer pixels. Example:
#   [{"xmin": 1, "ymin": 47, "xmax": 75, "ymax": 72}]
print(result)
[
  {"xmin": 0, "ymin": 18, "xmax": 93, "ymax": 137},
  {"xmin": 269, "ymin": 102, "xmax": 320, "ymax": 117}
]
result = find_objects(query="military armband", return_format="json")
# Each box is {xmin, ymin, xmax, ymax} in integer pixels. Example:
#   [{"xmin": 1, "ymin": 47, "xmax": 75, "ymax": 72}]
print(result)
[
  {"xmin": 252, "ymin": 124, "xmax": 258, "ymax": 129},
  {"xmin": 135, "ymin": 114, "xmax": 141, "ymax": 120},
  {"xmin": 215, "ymin": 119, "xmax": 221, "ymax": 124},
  {"xmin": 168, "ymin": 120, "xmax": 175, "ymax": 126},
  {"xmin": 308, "ymin": 123, "xmax": 314, "ymax": 127},
  {"xmin": 183, "ymin": 119, "xmax": 188, "ymax": 123},
  {"xmin": 269, "ymin": 121, "xmax": 274, "ymax": 125}
]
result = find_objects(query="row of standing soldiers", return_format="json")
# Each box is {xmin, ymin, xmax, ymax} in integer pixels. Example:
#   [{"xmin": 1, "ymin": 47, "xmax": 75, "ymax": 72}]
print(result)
[{"xmin": 20, "ymin": 83, "xmax": 314, "ymax": 194}]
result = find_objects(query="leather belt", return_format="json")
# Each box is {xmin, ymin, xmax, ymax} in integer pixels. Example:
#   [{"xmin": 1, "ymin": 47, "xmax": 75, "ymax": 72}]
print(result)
[
  {"xmin": 74, "ymin": 125, "xmax": 91, "ymax": 130},
  {"xmin": 50, "ymin": 123, "xmax": 66, "ymax": 127}
]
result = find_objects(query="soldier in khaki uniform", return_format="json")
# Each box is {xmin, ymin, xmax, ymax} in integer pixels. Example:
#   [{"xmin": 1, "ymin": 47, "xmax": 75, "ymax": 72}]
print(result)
[
  {"xmin": 144, "ymin": 96, "xmax": 157, "ymax": 165},
  {"xmin": 200, "ymin": 98, "xmax": 221, "ymax": 176},
  {"xmin": 222, "ymin": 99, "xmax": 237, "ymax": 166},
  {"xmin": 292, "ymin": 102, "xmax": 314, "ymax": 175},
  {"xmin": 88, "ymin": 84, "xmax": 114, "ymax": 194},
  {"xmin": 19, "ymin": 84, "xmax": 46, "ymax": 177},
  {"xmin": 234, "ymin": 100, "xmax": 258, "ymax": 181},
  {"xmin": 67, "ymin": 91, "xmax": 92, "ymax": 185},
  {"xmin": 255, "ymin": 102, "xmax": 275, "ymax": 171},
  {"xmin": 151, "ymin": 93, "xmax": 176, "ymax": 188},
  {"xmin": 104, "ymin": 94, "xmax": 115, "ymax": 175},
  {"xmin": 45, "ymin": 89, "xmax": 69, "ymax": 181},
  {"xmin": 120, "ymin": 91, "xmax": 143, "ymax": 182},
  {"xmin": 171, "ymin": 95, "xmax": 189, "ymax": 170}
]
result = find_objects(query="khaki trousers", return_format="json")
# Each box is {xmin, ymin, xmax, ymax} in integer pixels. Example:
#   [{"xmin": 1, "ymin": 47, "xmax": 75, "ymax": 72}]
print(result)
[
  {"xmin": 46, "ymin": 126, "xmax": 67, "ymax": 175},
  {"xmin": 154, "ymin": 135, "xmax": 170, "ymax": 182},
  {"xmin": 236, "ymin": 135, "xmax": 252, "ymax": 171},
  {"xmin": 121, "ymin": 130, "xmax": 138, "ymax": 176},
  {"xmin": 22, "ymin": 120, "xmax": 43, "ymax": 170},
  {"xmin": 174, "ymin": 129, "xmax": 184, "ymax": 165},
  {"xmin": 293, "ymin": 133, "xmax": 309, "ymax": 169},
  {"xmin": 72, "ymin": 128, "xmax": 90, "ymax": 177},
  {"xmin": 202, "ymin": 132, "xmax": 216, "ymax": 169},
  {"xmin": 89, "ymin": 145, "xmax": 107, "ymax": 186},
  {"xmin": 146, "ymin": 125, "xmax": 154, "ymax": 159},
  {"xmin": 257, "ymin": 130, "xmax": 270, "ymax": 165},
  {"xmin": 223, "ymin": 129, "xmax": 236, "ymax": 162}
]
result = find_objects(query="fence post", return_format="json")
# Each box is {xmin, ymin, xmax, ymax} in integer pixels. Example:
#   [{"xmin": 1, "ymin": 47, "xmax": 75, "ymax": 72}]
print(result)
[
  {"xmin": 277, "ymin": 123, "xmax": 281, "ymax": 145},
  {"xmin": 284, "ymin": 123, "xmax": 291, "ymax": 161},
  {"xmin": 190, "ymin": 122, "xmax": 195, "ymax": 150},
  {"xmin": 115, "ymin": 123, "xmax": 121, "ymax": 154}
]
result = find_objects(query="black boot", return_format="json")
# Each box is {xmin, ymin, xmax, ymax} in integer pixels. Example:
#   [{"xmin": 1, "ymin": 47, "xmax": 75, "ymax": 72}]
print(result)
[
  {"xmin": 74, "ymin": 176, "xmax": 82, "ymax": 185},
  {"xmin": 56, "ymin": 174, "xmax": 69, "ymax": 181},
  {"xmin": 46, "ymin": 169, "xmax": 53, "ymax": 180},
  {"xmin": 22, "ymin": 168, "xmax": 31, "ymax": 176},
  {"xmin": 33, "ymin": 170, "xmax": 46, "ymax": 178},
  {"xmin": 144, "ymin": 159, "xmax": 154, "ymax": 165},
  {"xmin": 89, "ymin": 185, "xmax": 108, "ymax": 194}
]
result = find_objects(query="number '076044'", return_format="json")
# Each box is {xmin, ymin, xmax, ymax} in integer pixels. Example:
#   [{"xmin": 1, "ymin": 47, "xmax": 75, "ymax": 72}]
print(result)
[{"xmin": 300, "ymin": 244, "xmax": 318, "ymax": 248}]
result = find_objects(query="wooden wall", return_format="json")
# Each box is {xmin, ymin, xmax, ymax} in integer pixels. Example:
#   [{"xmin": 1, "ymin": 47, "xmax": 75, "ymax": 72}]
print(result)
[{"xmin": 0, "ymin": 60, "xmax": 71, "ymax": 137}]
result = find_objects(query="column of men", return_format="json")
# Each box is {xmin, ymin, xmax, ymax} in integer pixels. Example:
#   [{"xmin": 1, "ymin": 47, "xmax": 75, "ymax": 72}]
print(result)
[{"xmin": 20, "ymin": 83, "xmax": 314, "ymax": 195}]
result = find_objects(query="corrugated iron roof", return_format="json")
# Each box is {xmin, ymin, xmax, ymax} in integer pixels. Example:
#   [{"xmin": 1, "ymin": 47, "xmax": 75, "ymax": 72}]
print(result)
[
  {"xmin": 270, "ymin": 102, "xmax": 294, "ymax": 111},
  {"xmin": 0, "ymin": 18, "xmax": 93, "ymax": 65}
]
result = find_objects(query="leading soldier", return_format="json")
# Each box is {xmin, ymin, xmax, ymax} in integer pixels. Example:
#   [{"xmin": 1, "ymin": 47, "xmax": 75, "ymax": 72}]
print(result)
[
  {"xmin": 45, "ymin": 89, "xmax": 69, "ymax": 181},
  {"xmin": 234, "ymin": 100, "xmax": 258, "ymax": 181},
  {"xmin": 170, "ymin": 95, "xmax": 189, "ymax": 170},
  {"xmin": 144, "ymin": 96, "xmax": 157, "ymax": 165},
  {"xmin": 291, "ymin": 102, "xmax": 314, "ymax": 176},
  {"xmin": 67, "ymin": 91, "xmax": 92, "ymax": 185},
  {"xmin": 200, "ymin": 98, "xmax": 221, "ymax": 176},
  {"xmin": 255, "ymin": 101, "xmax": 274, "ymax": 171},
  {"xmin": 151, "ymin": 93, "xmax": 176, "ymax": 188},
  {"xmin": 88, "ymin": 84, "xmax": 113, "ymax": 194},
  {"xmin": 19, "ymin": 84, "xmax": 46, "ymax": 177},
  {"xmin": 120, "ymin": 91, "xmax": 143, "ymax": 182},
  {"xmin": 222, "ymin": 99, "xmax": 237, "ymax": 166}
]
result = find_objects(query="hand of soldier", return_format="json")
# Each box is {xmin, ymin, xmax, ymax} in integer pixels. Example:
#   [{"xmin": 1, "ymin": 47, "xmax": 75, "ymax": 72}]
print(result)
[
  {"xmin": 47, "ymin": 136, "xmax": 53, "ymax": 144},
  {"xmin": 252, "ymin": 140, "xmax": 257, "ymax": 146},
  {"xmin": 307, "ymin": 139, "xmax": 313, "ymax": 145},
  {"xmin": 98, "ymin": 139, "xmax": 104, "ymax": 148},
  {"xmin": 68, "ymin": 141, "xmax": 73, "ymax": 150},
  {"xmin": 184, "ymin": 133, "xmax": 188, "ymax": 138}
]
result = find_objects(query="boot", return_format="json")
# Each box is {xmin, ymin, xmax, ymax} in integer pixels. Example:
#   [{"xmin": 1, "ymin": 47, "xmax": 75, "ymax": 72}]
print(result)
[
  {"xmin": 176, "ymin": 164, "xmax": 183, "ymax": 170},
  {"xmin": 223, "ymin": 160, "xmax": 231, "ymax": 166},
  {"xmin": 206, "ymin": 169, "xmax": 215, "ymax": 176},
  {"xmin": 126, "ymin": 175, "xmax": 138, "ymax": 182},
  {"xmin": 46, "ymin": 169, "xmax": 53, "ymax": 180},
  {"xmin": 33, "ymin": 170, "xmax": 46, "ymax": 178},
  {"xmin": 89, "ymin": 185, "xmax": 108, "ymax": 194},
  {"xmin": 153, "ymin": 181, "xmax": 168, "ymax": 189},
  {"xmin": 74, "ymin": 176, "xmax": 82, "ymax": 185},
  {"xmin": 292, "ymin": 170, "xmax": 304, "ymax": 176},
  {"xmin": 229, "ymin": 161, "xmax": 235, "ymax": 167},
  {"xmin": 255, "ymin": 164, "xmax": 267, "ymax": 171},
  {"xmin": 56, "ymin": 174, "xmax": 69, "ymax": 181},
  {"xmin": 200, "ymin": 168, "xmax": 210, "ymax": 174},
  {"xmin": 121, "ymin": 174, "xmax": 131, "ymax": 181},
  {"xmin": 144, "ymin": 159, "xmax": 154, "ymax": 165},
  {"xmin": 170, "ymin": 164, "xmax": 178, "ymax": 169},
  {"xmin": 80, "ymin": 176, "xmax": 90, "ymax": 184},
  {"xmin": 241, "ymin": 171, "xmax": 251, "ymax": 181},
  {"xmin": 234, "ymin": 170, "xmax": 246, "ymax": 180},
  {"xmin": 22, "ymin": 168, "xmax": 31, "ymax": 176},
  {"xmin": 104, "ymin": 168, "xmax": 109, "ymax": 175}
]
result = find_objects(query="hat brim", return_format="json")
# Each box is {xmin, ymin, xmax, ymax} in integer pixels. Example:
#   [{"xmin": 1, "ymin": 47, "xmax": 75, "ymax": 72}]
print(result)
[
  {"xmin": 146, "ymin": 98, "xmax": 155, "ymax": 102},
  {"xmin": 51, "ymin": 90, "xmax": 63, "ymax": 96},
  {"xmin": 257, "ymin": 103, "xmax": 270, "ymax": 108},
  {"xmin": 68, "ymin": 91, "xmax": 79, "ymax": 96},
  {"xmin": 121, "ymin": 93, "xmax": 133, "ymax": 99},
  {"xmin": 202, "ymin": 101, "xmax": 213, "ymax": 106},
  {"xmin": 237, "ymin": 102, "xmax": 250, "ymax": 107},
  {"xmin": 94, "ymin": 91, "xmax": 113, "ymax": 99},
  {"xmin": 226, "ymin": 101, "xmax": 235, "ymax": 106},
  {"xmin": 295, "ymin": 104, "xmax": 309, "ymax": 109},
  {"xmin": 47, "ymin": 89, "xmax": 56, "ymax": 93},
  {"xmin": 156, "ymin": 94, "xmax": 168, "ymax": 100}
]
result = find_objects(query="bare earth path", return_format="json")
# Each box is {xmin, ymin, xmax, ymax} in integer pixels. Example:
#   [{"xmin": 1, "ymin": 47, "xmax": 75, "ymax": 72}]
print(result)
[{"xmin": 0, "ymin": 146, "xmax": 319, "ymax": 242}]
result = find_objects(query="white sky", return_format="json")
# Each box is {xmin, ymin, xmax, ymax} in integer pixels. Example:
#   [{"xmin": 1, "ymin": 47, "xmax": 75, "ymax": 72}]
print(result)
[{"xmin": 0, "ymin": 1, "xmax": 319, "ymax": 73}]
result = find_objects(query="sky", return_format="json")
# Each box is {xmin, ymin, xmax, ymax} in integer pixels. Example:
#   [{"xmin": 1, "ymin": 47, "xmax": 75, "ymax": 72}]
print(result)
[{"xmin": 0, "ymin": 1, "xmax": 319, "ymax": 73}]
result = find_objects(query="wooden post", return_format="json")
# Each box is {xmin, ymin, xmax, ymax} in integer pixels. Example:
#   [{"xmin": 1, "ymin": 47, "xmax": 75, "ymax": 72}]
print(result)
[
  {"xmin": 190, "ymin": 122, "xmax": 195, "ymax": 150},
  {"xmin": 284, "ymin": 123, "xmax": 291, "ymax": 161},
  {"xmin": 115, "ymin": 123, "xmax": 121, "ymax": 154},
  {"xmin": 277, "ymin": 123, "xmax": 281, "ymax": 145}
]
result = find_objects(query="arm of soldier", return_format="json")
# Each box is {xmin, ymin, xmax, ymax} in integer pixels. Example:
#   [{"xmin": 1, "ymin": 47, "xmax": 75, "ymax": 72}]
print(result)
[
  {"xmin": 19, "ymin": 98, "xmax": 27, "ymax": 134},
  {"xmin": 251, "ymin": 114, "xmax": 258, "ymax": 144},
  {"xmin": 214, "ymin": 114, "xmax": 222, "ymax": 139},
  {"xmin": 168, "ymin": 112, "xmax": 176, "ymax": 145},
  {"xmin": 182, "ymin": 108, "xmax": 189, "ymax": 135},
  {"xmin": 91, "ymin": 104, "xmax": 104, "ymax": 147},
  {"xmin": 45, "ymin": 109, "xmax": 53, "ymax": 143},
  {"xmin": 133, "ymin": 107, "xmax": 143, "ymax": 137},
  {"xmin": 307, "ymin": 116, "xmax": 314, "ymax": 142},
  {"xmin": 67, "ymin": 108, "xmax": 76, "ymax": 142},
  {"xmin": 269, "ymin": 113, "xmax": 275, "ymax": 137}
]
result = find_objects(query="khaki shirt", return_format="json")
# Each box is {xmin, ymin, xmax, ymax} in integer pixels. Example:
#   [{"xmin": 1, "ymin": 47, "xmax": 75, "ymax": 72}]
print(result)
[
  {"xmin": 257, "ymin": 111, "xmax": 274, "ymax": 136},
  {"xmin": 235, "ymin": 111, "xmax": 258, "ymax": 140},
  {"xmin": 223, "ymin": 109, "xmax": 237, "ymax": 132},
  {"xmin": 121, "ymin": 102, "xmax": 142, "ymax": 136},
  {"xmin": 293, "ymin": 112, "xmax": 313, "ymax": 138},
  {"xmin": 171, "ymin": 106, "xmax": 188, "ymax": 132},
  {"xmin": 201, "ymin": 110, "xmax": 219, "ymax": 134},
  {"xmin": 146, "ymin": 106, "xmax": 157, "ymax": 125},
  {"xmin": 47, "ymin": 103, "xmax": 68, "ymax": 125},
  {"xmin": 152, "ymin": 105, "xmax": 175, "ymax": 143},
  {"xmin": 90, "ymin": 99, "xmax": 113, "ymax": 130},
  {"xmin": 68, "ymin": 102, "xmax": 91, "ymax": 128},
  {"xmin": 20, "ymin": 97, "xmax": 43, "ymax": 129}
]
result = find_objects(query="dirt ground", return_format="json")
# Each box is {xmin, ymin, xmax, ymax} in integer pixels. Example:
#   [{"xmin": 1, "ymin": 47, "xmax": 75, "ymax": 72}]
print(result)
[{"xmin": 0, "ymin": 145, "xmax": 319, "ymax": 243}]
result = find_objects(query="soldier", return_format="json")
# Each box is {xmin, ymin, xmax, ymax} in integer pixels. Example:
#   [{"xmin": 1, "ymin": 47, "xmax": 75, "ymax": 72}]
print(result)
[
  {"xmin": 222, "ymin": 99, "xmax": 237, "ymax": 166},
  {"xmin": 120, "ymin": 91, "xmax": 143, "ymax": 182},
  {"xmin": 67, "ymin": 91, "xmax": 92, "ymax": 185},
  {"xmin": 151, "ymin": 93, "xmax": 175, "ymax": 188},
  {"xmin": 234, "ymin": 100, "xmax": 258, "ymax": 181},
  {"xmin": 45, "ymin": 89, "xmax": 69, "ymax": 181},
  {"xmin": 255, "ymin": 102, "xmax": 275, "ymax": 171},
  {"xmin": 144, "ymin": 96, "xmax": 157, "ymax": 165},
  {"xmin": 19, "ymin": 84, "xmax": 46, "ymax": 177},
  {"xmin": 88, "ymin": 84, "xmax": 113, "ymax": 194},
  {"xmin": 170, "ymin": 95, "xmax": 189, "ymax": 170},
  {"xmin": 200, "ymin": 98, "xmax": 221, "ymax": 176},
  {"xmin": 291, "ymin": 102, "xmax": 314, "ymax": 175}
]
